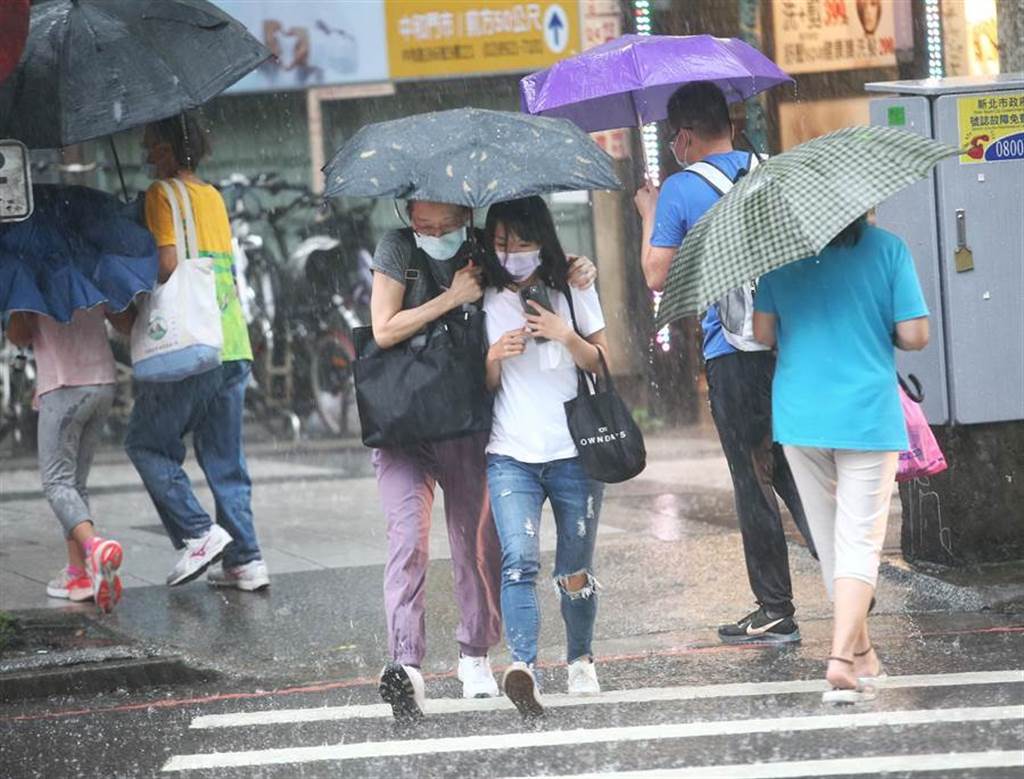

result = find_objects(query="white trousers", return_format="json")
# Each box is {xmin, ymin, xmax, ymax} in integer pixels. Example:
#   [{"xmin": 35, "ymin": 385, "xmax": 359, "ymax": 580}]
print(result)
[{"xmin": 783, "ymin": 447, "xmax": 899, "ymax": 600}]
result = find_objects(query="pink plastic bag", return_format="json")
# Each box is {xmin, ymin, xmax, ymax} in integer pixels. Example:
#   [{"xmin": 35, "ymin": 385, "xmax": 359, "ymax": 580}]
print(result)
[{"xmin": 896, "ymin": 385, "xmax": 948, "ymax": 482}]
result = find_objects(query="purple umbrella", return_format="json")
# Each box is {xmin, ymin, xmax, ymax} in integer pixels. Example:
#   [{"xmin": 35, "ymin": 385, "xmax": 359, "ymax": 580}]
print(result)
[{"xmin": 520, "ymin": 34, "xmax": 792, "ymax": 133}]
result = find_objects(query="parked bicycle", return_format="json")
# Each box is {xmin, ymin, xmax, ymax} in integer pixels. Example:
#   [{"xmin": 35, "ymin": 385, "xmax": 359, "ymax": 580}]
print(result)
[
  {"xmin": 218, "ymin": 173, "xmax": 372, "ymax": 438},
  {"xmin": 0, "ymin": 333, "xmax": 37, "ymax": 453}
]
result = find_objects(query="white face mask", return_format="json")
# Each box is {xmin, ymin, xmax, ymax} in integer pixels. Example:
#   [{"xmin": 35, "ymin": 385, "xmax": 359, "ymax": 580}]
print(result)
[
  {"xmin": 413, "ymin": 226, "xmax": 467, "ymax": 261},
  {"xmin": 502, "ymin": 249, "xmax": 542, "ymax": 282},
  {"xmin": 671, "ymin": 132, "xmax": 691, "ymax": 168}
]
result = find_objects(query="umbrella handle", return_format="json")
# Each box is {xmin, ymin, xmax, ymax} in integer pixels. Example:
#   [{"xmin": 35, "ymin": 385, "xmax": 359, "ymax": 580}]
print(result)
[
  {"xmin": 633, "ymin": 105, "xmax": 652, "ymax": 184},
  {"xmin": 109, "ymin": 137, "xmax": 129, "ymax": 203}
]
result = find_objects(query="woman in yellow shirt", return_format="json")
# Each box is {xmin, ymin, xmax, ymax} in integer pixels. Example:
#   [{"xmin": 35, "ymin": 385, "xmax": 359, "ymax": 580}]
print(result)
[{"xmin": 124, "ymin": 113, "xmax": 267, "ymax": 592}]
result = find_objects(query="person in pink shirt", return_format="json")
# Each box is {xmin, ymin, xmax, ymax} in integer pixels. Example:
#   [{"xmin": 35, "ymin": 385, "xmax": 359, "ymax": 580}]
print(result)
[{"xmin": 5, "ymin": 306, "xmax": 125, "ymax": 612}]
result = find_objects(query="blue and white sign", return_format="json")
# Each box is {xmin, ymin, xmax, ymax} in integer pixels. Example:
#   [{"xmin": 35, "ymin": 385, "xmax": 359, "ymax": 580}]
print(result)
[
  {"xmin": 216, "ymin": 1, "xmax": 390, "ymax": 93},
  {"xmin": 984, "ymin": 132, "xmax": 1024, "ymax": 162},
  {"xmin": 543, "ymin": 4, "xmax": 568, "ymax": 54}
]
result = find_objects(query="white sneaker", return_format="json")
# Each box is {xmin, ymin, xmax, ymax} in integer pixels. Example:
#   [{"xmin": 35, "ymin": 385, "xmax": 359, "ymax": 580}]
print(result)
[
  {"xmin": 503, "ymin": 661, "xmax": 544, "ymax": 717},
  {"xmin": 207, "ymin": 560, "xmax": 270, "ymax": 592},
  {"xmin": 567, "ymin": 657, "xmax": 601, "ymax": 695},
  {"xmin": 379, "ymin": 663, "xmax": 426, "ymax": 719},
  {"xmin": 457, "ymin": 655, "xmax": 499, "ymax": 699},
  {"xmin": 46, "ymin": 567, "xmax": 93, "ymax": 602},
  {"xmin": 166, "ymin": 525, "xmax": 232, "ymax": 586}
]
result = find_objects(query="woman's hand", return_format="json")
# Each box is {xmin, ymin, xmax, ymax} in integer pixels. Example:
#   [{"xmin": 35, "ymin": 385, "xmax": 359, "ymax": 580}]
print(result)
[
  {"xmin": 567, "ymin": 255, "xmax": 596, "ymax": 289},
  {"xmin": 488, "ymin": 327, "xmax": 529, "ymax": 362},
  {"xmin": 445, "ymin": 261, "xmax": 484, "ymax": 308},
  {"xmin": 525, "ymin": 305, "xmax": 573, "ymax": 344}
]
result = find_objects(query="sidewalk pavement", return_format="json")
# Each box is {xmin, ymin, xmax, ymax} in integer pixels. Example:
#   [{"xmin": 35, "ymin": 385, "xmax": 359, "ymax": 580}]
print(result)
[
  {"xmin": 2, "ymin": 425, "xmax": 1002, "ymax": 688},
  {"xmin": 0, "ymin": 427, "xmax": 743, "ymax": 605}
]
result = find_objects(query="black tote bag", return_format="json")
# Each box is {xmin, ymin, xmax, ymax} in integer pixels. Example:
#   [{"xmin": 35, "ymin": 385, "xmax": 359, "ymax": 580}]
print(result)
[
  {"xmin": 561, "ymin": 289, "xmax": 646, "ymax": 483},
  {"xmin": 352, "ymin": 244, "xmax": 492, "ymax": 448}
]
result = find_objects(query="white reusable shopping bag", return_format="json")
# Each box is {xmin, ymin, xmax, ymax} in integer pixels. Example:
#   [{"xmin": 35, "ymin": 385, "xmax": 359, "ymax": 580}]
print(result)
[{"xmin": 130, "ymin": 179, "xmax": 223, "ymax": 381}]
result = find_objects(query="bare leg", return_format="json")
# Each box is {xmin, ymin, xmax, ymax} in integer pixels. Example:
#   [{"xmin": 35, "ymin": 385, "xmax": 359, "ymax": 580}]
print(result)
[
  {"xmin": 66, "ymin": 538, "xmax": 86, "ymax": 571},
  {"xmin": 853, "ymin": 621, "xmax": 882, "ymax": 678},
  {"xmin": 826, "ymin": 577, "xmax": 874, "ymax": 689},
  {"xmin": 68, "ymin": 519, "xmax": 98, "ymax": 567}
]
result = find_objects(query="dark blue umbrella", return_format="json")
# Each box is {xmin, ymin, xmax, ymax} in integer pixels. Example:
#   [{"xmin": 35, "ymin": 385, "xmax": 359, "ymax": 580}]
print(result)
[
  {"xmin": 323, "ymin": 108, "xmax": 621, "ymax": 208},
  {"xmin": 0, "ymin": 185, "xmax": 158, "ymax": 323}
]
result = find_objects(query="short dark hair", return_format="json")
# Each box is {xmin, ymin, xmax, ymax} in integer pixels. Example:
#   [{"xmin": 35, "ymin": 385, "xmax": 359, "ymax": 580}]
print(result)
[
  {"xmin": 828, "ymin": 215, "xmax": 868, "ymax": 248},
  {"xmin": 146, "ymin": 113, "xmax": 210, "ymax": 172},
  {"xmin": 666, "ymin": 81, "xmax": 732, "ymax": 140},
  {"xmin": 483, "ymin": 196, "xmax": 568, "ymax": 291}
]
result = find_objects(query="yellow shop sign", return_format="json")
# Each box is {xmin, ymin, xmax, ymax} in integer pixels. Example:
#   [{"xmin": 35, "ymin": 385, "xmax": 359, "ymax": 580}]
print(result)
[{"xmin": 386, "ymin": 1, "xmax": 580, "ymax": 79}]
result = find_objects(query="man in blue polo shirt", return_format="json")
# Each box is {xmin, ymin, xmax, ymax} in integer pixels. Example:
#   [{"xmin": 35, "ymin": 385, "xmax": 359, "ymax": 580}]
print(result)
[{"xmin": 634, "ymin": 81, "xmax": 814, "ymax": 644}]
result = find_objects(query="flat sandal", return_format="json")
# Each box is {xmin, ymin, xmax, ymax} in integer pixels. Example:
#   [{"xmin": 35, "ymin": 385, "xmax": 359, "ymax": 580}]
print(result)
[
  {"xmin": 854, "ymin": 645, "xmax": 887, "ymax": 686},
  {"xmin": 822, "ymin": 656, "xmax": 877, "ymax": 704}
]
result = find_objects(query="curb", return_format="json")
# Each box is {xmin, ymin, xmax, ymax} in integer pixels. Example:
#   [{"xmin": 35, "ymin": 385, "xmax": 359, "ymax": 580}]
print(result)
[
  {"xmin": 0, "ymin": 610, "xmax": 217, "ymax": 703},
  {"xmin": 0, "ymin": 654, "xmax": 214, "ymax": 703}
]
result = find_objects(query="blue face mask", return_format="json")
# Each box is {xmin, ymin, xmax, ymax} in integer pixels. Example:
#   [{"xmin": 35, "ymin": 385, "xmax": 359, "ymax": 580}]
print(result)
[{"xmin": 414, "ymin": 226, "xmax": 467, "ymax": 261}]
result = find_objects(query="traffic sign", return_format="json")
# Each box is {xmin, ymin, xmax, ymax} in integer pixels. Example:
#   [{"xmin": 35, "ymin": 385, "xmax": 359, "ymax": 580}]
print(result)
[{"xmin": 0, "ymin": 140, "xmax": 33, "ymax": 223}]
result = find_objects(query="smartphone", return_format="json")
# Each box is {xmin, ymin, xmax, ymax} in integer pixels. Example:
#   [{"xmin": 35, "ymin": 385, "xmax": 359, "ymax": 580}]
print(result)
[{"xmin": 519, "ymin": 284, "xmax": 553, "ymax": 344}]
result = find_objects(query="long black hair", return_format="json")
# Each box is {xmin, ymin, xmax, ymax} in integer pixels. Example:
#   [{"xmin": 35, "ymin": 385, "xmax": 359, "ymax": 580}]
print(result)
[{"xmin": 482, "ymin": 196, "xmax": 569, "ymax": 290}]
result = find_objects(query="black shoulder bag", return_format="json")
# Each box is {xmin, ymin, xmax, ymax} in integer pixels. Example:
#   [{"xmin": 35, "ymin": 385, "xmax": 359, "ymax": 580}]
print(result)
[
  {"xmin": 352, "ymin": 238, "xmax": 492, "ymax": 448},
  {"xmin": 561, "ymin": 288, "xmax": 646, "ymax": 483}
]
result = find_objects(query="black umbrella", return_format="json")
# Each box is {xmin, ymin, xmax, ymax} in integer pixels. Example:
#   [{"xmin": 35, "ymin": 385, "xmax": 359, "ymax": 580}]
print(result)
[
  {"xmin": 322, "ymin": 108, "xmax": 622, "ymax": 208},
  {"xmin": 0, "ymin": 0, "xmax": 270, "ymax": 149}
]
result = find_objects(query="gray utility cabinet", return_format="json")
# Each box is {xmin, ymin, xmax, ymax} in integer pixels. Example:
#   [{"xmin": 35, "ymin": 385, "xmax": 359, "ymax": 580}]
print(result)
[{"xmin": 867, "ymin": 75, "xmax": 1024, "ymax": 426}]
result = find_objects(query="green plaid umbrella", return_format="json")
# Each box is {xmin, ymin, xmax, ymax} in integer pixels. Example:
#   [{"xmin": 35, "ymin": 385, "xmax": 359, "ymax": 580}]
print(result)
[{"xmin": 655, "ymin": 125, "xmax": 958, "ymax": 329}]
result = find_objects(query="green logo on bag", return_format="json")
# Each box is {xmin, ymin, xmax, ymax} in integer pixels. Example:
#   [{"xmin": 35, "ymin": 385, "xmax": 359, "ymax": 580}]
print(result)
[{"xmin": 147, "ymin": 315, "xmax": 168, "ymax": 341}]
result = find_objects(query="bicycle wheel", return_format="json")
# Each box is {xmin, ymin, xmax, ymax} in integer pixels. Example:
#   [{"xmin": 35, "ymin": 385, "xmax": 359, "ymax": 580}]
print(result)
[{"xmin": 309, "ymin": 327, "xmax": 357, "ymax": 437}]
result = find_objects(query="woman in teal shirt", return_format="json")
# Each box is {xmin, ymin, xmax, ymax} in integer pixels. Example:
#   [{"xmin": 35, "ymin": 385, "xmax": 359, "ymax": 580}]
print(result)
[{"xmin": 753, "ymin": 217, "xmax": 930, "ymax": 703}]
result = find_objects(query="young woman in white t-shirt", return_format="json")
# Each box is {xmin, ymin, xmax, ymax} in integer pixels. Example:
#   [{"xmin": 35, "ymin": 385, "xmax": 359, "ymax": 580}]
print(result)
[{"xmin": 482, "ymin": 197, "xmax": 609, "ymax": 717}]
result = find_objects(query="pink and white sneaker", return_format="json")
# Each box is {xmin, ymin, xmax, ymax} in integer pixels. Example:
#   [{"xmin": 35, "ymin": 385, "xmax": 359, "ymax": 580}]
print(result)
[
  {"xmin": 46, "ymin": 567, "xmax": 93, "ymax": 602},
  {"xmin": 86, "ymin": 539, "xmax": 123, "ymax": 613}
]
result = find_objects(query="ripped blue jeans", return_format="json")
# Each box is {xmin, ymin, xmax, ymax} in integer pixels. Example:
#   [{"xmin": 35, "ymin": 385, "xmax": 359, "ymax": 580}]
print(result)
[{"xmin": 487, "ymin": 454, "xmax": 604, "ymax": 669}]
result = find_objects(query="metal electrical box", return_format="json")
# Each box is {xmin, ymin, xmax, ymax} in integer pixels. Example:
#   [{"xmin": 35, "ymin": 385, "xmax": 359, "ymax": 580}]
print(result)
[{"xmin": 867, "ymin": 75, "xmax": 1024, "ymax": 426}]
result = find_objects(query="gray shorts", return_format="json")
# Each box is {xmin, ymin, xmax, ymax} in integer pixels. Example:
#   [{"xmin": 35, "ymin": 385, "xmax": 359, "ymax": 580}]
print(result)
[{"xmin": 37, "ymin": 384, "xmax": 115, "ymax": 537}]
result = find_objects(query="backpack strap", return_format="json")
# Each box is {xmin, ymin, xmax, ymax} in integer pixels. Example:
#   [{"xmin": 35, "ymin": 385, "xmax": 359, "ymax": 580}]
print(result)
[
  {"xmin": 399, "ymin": 228, "xmax": 442, "ymax": 300},
  {"xmin": 684, "ymin": 151, "xmax": 761, "ymax": 196},
  {"xmin": 684, "ymin": 161, "xmax": 736, "ymax": 196}
]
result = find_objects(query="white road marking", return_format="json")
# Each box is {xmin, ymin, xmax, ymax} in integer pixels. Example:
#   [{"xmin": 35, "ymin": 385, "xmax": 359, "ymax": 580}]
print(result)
[
  {"xmin": 189, "ymin": 669, "xmax": 1024, "ymax": 729},
  {"xmin": 162, "ymin": 704, "xmax": 1023, "ymax": 772},
  {"xmin": 500, "ymin": 750, "xmax": 1024, "ymax": 779}
]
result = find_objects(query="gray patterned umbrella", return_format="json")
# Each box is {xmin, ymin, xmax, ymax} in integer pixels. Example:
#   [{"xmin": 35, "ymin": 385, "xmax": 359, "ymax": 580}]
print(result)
[
  {"xmin": 0, "ymin": 0, "xmax": 270, "ymax": 149},
  {"xmin": 322, "ymin": 108, "xmax": 621, "ymax": 208},
  {"xmin": 655, "ymin": 125, "xmax": 959, "ymax": 329}
]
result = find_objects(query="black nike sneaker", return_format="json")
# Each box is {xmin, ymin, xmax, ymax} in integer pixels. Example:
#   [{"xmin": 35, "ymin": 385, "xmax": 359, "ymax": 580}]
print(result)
[{"xmin": 718, "ymin": 606, "xmax": 801, "ymax": 644}]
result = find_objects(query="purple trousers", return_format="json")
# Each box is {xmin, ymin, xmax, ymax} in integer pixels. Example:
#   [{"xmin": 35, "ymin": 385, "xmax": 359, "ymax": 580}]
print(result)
[{"xmin": 372, "ymin": 431, "xmax": 502, "ymax": 667}]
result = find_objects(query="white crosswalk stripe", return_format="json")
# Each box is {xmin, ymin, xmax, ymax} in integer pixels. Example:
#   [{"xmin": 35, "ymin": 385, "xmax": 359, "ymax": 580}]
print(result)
[
  {"xmin": 499, "ymin": 751, "xmax": 1024, "ymax": 779},
  {"xmin": 189, "ymin": 669, "xmax": 1024, "ymax": 729},
  {"xmin": 163, "ymin": 669, "xmax": 1024, "ymax": 775}
]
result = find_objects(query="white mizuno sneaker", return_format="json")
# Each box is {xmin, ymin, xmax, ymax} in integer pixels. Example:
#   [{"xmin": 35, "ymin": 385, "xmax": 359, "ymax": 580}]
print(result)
[
  {"xmin": 207, "ymin": 560, "xmax": 270, "ymax": 592},
  {"xmin": 166, "ymin": 525, "xmax": 232, "ymax": 587}
]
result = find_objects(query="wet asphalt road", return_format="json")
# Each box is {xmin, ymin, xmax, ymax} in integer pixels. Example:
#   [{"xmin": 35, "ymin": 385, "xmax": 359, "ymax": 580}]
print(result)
[
  {"xmin": 2, "ymin": 603, "xmax": 1022, "ymax": 778},
  {"xmin": 3, "ymin": 437, "xmax": 1023, "ymax": 777}
]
